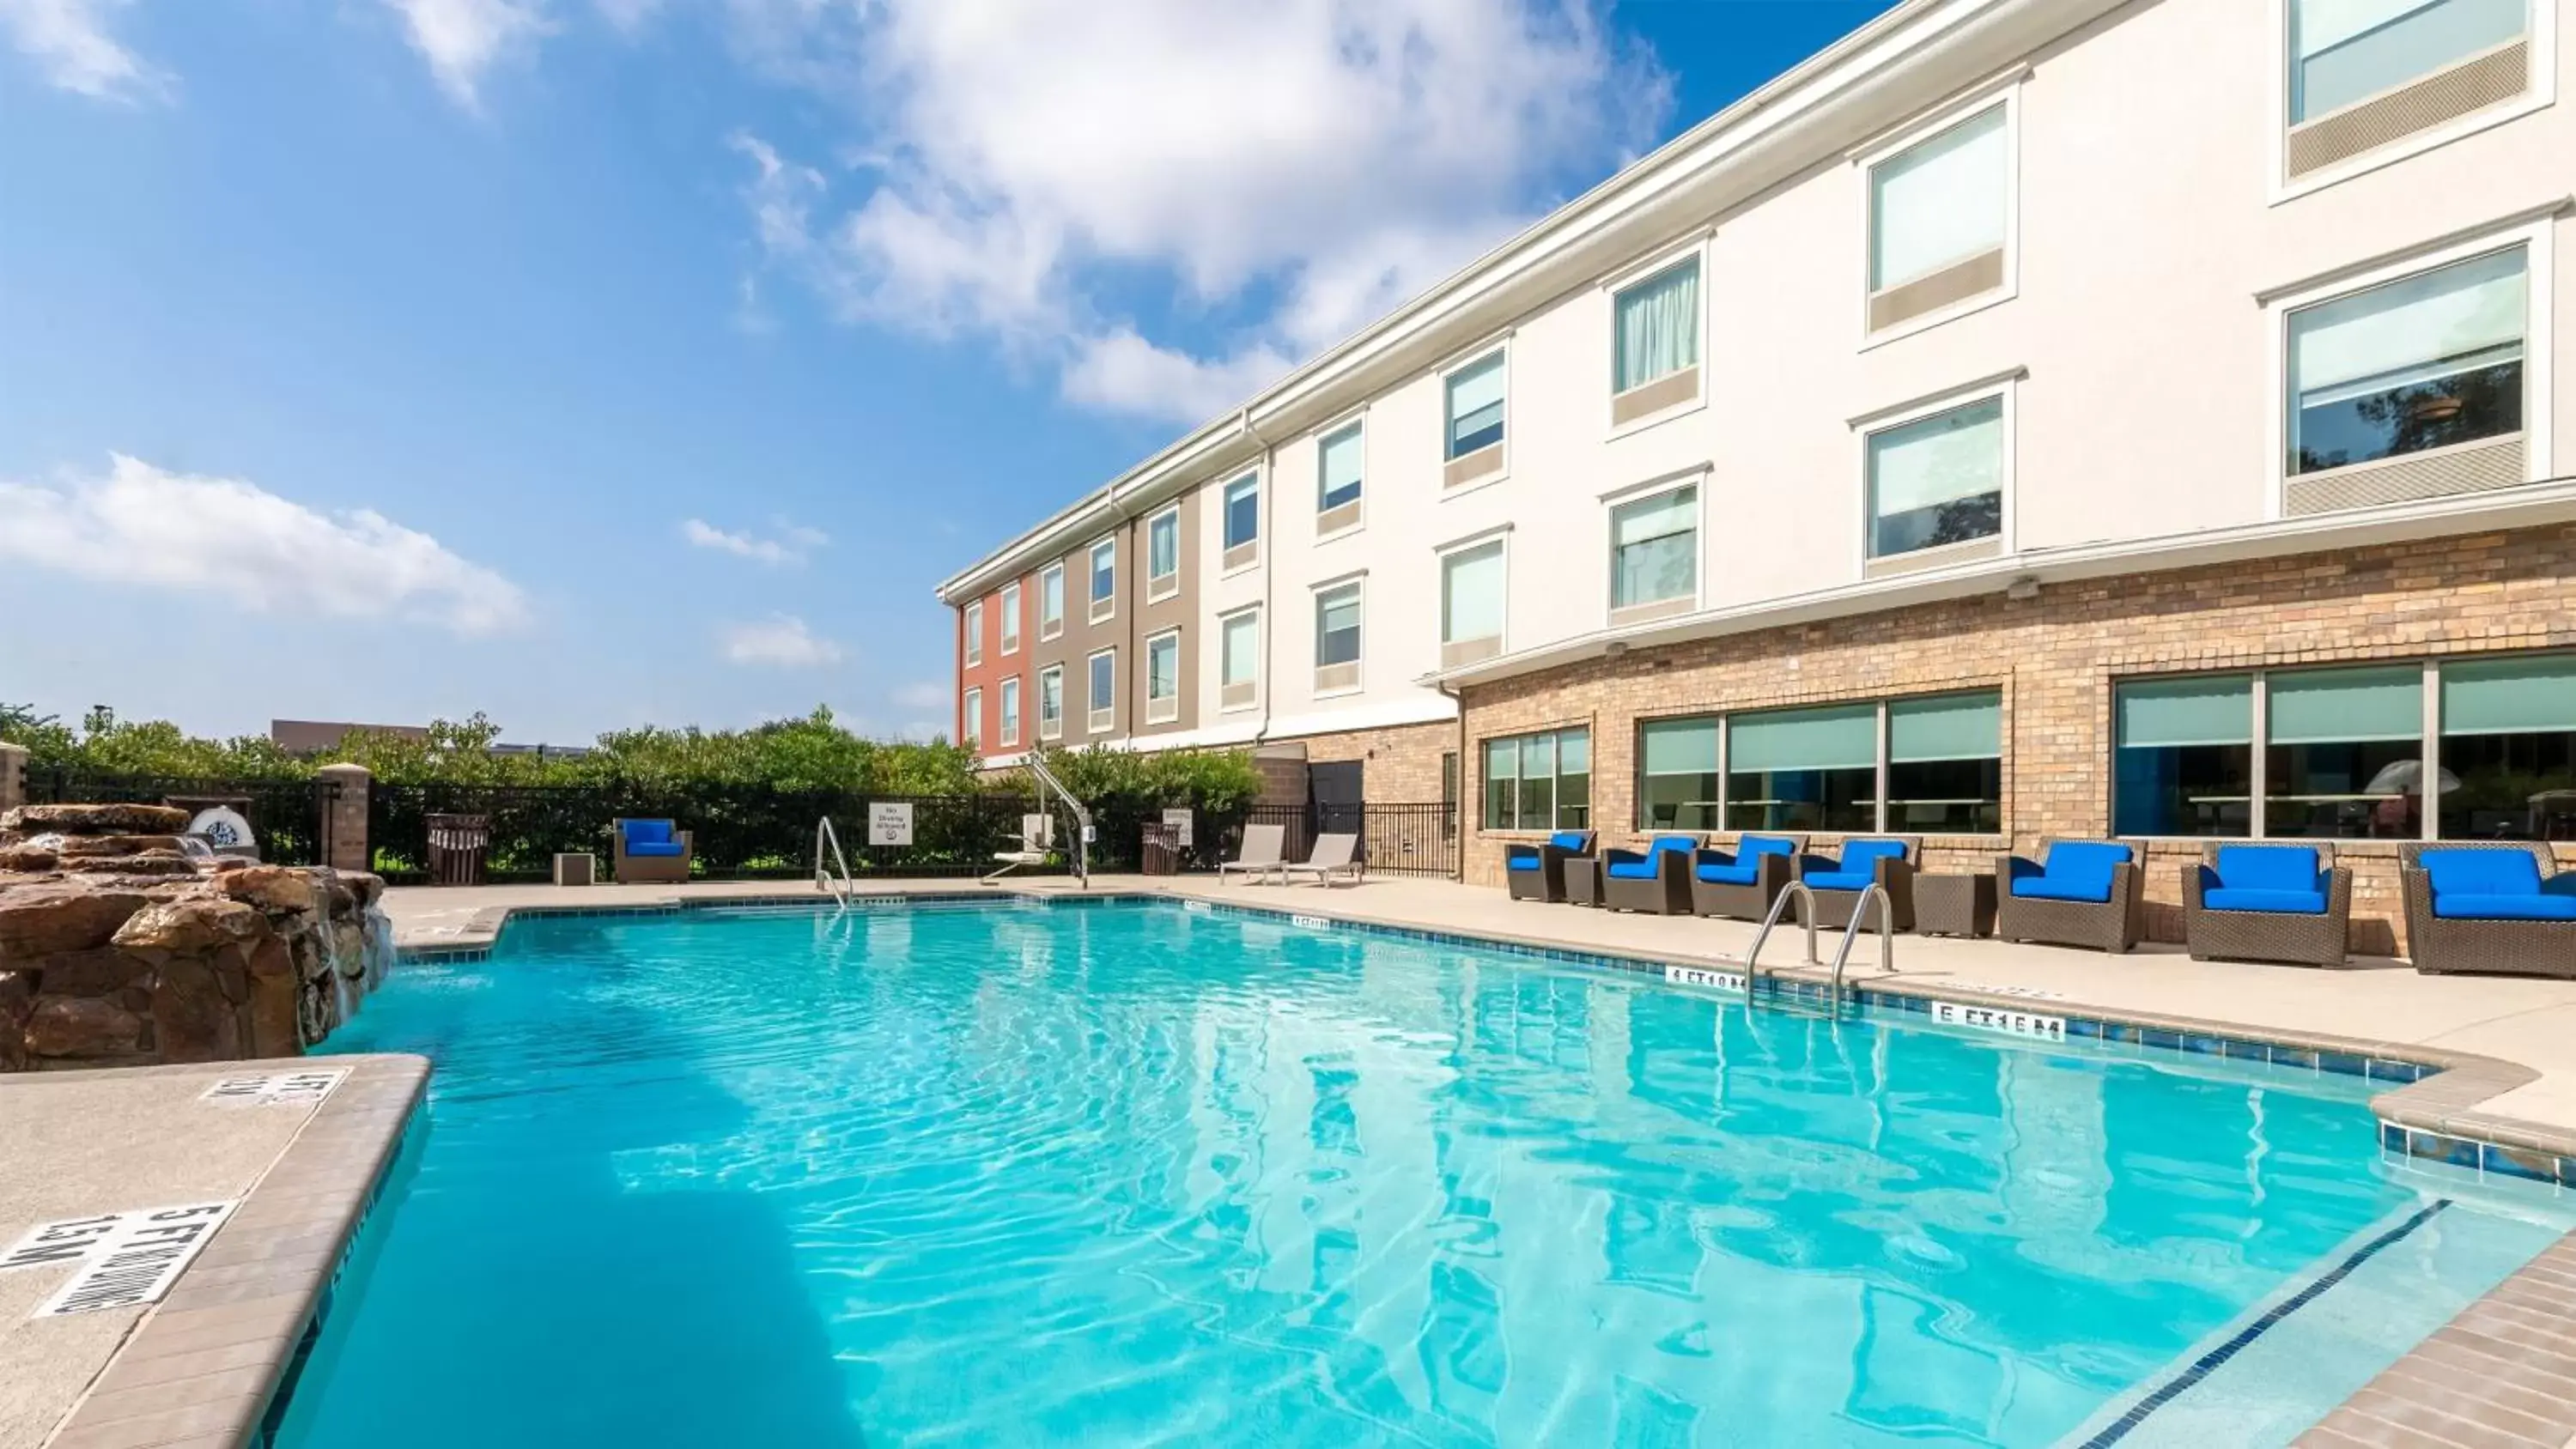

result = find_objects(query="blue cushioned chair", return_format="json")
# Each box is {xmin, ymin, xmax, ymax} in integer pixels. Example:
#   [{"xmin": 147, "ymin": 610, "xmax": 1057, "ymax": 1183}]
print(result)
[
  {"xmin": 2401, "ymin": 842, "xmax": 2576, "ymax": 977},
  {"xmin": 1602, "ymin": 834, "xmax": 1698, "ymax": 914},
  {"xmin": 1505, "ymin": 829, "xmax": 1595, "ymax": 903},
  {"xmin": 1796, "ymin": 836, "xmax": 1919, "ymax": 931},
  {"xmin": 2183, "ymin": 843, "xmax": 2352, "ymax": 967},
  {"xmin": 1689, "ymin": 833, "xmax": 1805, "ymax": 921},
  {"xmin": 613, "ymin": 817, "xmax": 694, "ymax": 884},
  {"xmin": 1994, "ymin": 839, "xmax": 2145, "ymax": 952}
]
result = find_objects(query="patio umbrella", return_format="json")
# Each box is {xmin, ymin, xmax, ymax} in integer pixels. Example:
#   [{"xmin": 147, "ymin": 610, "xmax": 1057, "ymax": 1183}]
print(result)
[{"xmin": 2363, "ymin": 760, "xmax": 2461, "ymax": 795}]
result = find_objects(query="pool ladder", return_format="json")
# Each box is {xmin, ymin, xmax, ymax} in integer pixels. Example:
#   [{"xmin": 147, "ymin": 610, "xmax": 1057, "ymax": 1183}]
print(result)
[
  {"xmin": 1739, "ymin": 881, "xmax": 1895, "ymax": 1018},
  {"xmin": 814, "ymin": 816, "xmax": 856, "ymax": 912}
]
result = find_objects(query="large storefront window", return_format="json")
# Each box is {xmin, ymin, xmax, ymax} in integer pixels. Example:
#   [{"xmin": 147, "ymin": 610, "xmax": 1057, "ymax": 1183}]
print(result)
[
  {"xmin": 2114, "ymin": 676, "xmax": 2254, "ymax": 838},
  {"xmin": 1727, "ymin": 704, "xmax": 1877, "ymax": 834},
  {"xmin": 1483, "ymin": 728, "xmax": 1590, "ymax": 831},
  {"xmin": 2441, "ymin": 654, "xmax": 2576, "ymax": 840},
  {"xmin": 1637, "ymin": 718, "xmax": 1718, "ymax": 830},
  {"xmin": 1886, "ymin": 692, "xmax": 2002, "ymax": 833},
  {"xmin": 2265, "ymin": 665, "xmax": 2424, "ymax": 838}
]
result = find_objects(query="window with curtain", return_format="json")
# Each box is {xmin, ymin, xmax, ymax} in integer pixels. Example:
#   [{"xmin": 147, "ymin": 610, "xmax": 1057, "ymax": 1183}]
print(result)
[
  {"xmin": 1223, "ymin": 474, "xmax": 1260, "ymax": 549},
  {"xmin": 1484, "ymin": 738, "xmax": 1519, "ymax": 830},
  {"xmin": 961, "ymin": 688, "xmax": 981, "ymax": 749},
  {"xmin": 1146, "ymin": 633, "xmax": 1179, "ymax": 711},
  {"xmin": 1318, "ymin": 423, "xmax": 1364, "ymax": 512},
  {"xmin": 2113, "ymin": 676, "xmax": 2254, "ymax": 837},
  {"xmin": 1221, "ymin": 611, "xmax": 1260, "ymax": 688},
  {"xmin": 1613, "ymin": 259, "xmax": 1700, "ymax": 394},
  {"xmin": 1040, "ymin": 564, "xmax": 1065, "ymax": 632},
  {"xmin": 2289, "ymin": 246, "xmax": 2525, "ymax": 476},
  {"xmin": 999, "ymin": 677, "xmax": 1021, "ymax": 745},
  {"xmin": 1148, "ymin": 509, "xmax": 1179, "ymax": 584},
  {"xmin": 1611, "ymin": 486, "xmax": 1697, "ymax": 610},
  {"xmin": 1637, "ymin": 717, "xmax": 1719, "ymax": 830},
  {"xmin": 2266, "ymin": 665, "xmax": 2426, "ymax": 837},
  {"xmin": 2291, "ymin": 0, "xmax": 2526, "ymax": 123},
  {"xmin": 2440, "ymin": 652, "xmax": 2576, "ymax": 840},
  {"xmin": 1442, "ymin": 541, "xmax": 1505, "ymax": 649},
  {"xmin": 1868, "ymin": 398, "xmax": 2004, "ymax": 559},
  {"xmin": 1315, "ymin": 584, "xmax": 1363, "ymax": 668},
  {"xmin": 999, "ymin": 584, "xmax": 1021, "ymax": 652},
  {"xmin": 963, "ymin": 601, "xmax": 982, "ymax": 665},
  {"xmin": 1484, "ymin": 729, "xmax": 1589, "ymax": 830},
  {"xmin": 1088, "ymin": 651, "xmax": 1115, "ymax": 718},
  {"xmin": 1727, "ymin": 704, "xmax": 1878, "ymax": 833},
  {"xmin": 1037, "ymin": 667, "xmax": 1064, "ymax": 736},
  {"xmin": 1517, "ymin": 733, "xmax": 1558, "ymax": 831},
  {"xmin": 1089, "ymin": 539, "xmax": 1116, "ymax": 604},
  {"xmin": 1869, "ymin": 105, "xmax": 2008, "ymax": 292},
  {"xmin": 1887, "ymin": 691, "xmax": 2002, "ymax": 833},
  {"xmin": 1446, "ymin": 353, "xmax": 1506, "ymax": 458}
]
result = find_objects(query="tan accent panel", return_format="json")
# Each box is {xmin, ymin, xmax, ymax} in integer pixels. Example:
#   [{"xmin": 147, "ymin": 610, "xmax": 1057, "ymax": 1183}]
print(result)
[
  {"xmin": 1442, "ymin": 636, "xmax": 1503, "ymax": 670},
  {"xmin": 1865, "ymin": 536, "xmax": 2003, "ymax": 579},
  {"xmin": 2287, "ymin": 40, "xmax": 2529, "ymax": 177},
  {"xmin": 1608, "ymin": 596, "xmax": 1693, "ymax": 627},
  {"xmin": 1868, "ymin": 247, "xmax": 2006, "ymax": 332},
  {"xmin": 1087, "ymin": 708, "xmax": 1115, "ymax": 734},
  {"xmin": 1443, "ymin": 444, "xmax": 1505, "ymax": 489},
  {"xmin": 1611, "ymin": 366, "xmax": 1699, "ymax": 427},
  {"xmin": 1220, "ymin": 681, "xmax": 1257, "ymax": 710},
  {"xmin": 1148, "ymin": 697, "xmax": 1179, "ymax": 724},
  {"xmin": 1223, "ymin": 541, "xmax": 1259, "ymax": 572},
  {"xmin": 1088, "ymin": 597, "xmax": 1115, "ymax": 624},
  {"xmin": 1315, "ymin": 662, "xmax": 1361, "ymax": 694},
  {"xmin": 2285, "ymin": 435, "xmax": 2527, "ymax": 516},
  {"xmin": 1316, "ymin": 500, "xmax": 1364, "ymax": 536}
]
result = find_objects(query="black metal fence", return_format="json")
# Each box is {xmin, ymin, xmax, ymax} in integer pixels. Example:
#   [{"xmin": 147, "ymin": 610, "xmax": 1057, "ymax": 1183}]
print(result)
[
  {"xmin": 21, "ymin": 770, "xmax": 339, "ymax": 866},
  {"xmin": 1233, "ymin": 801, "xmax": 1457, "ymax": 878}
]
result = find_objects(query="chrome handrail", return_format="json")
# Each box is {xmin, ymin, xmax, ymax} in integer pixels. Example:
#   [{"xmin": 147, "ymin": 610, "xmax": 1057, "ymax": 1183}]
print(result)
[
  {"xmin": 813, "ymin": 816, "xmax": 854, "ymax": 912},
  {"xmin": 1823, "ymin": 883, "xmax": 1897, "ymax": 1017},
  {"xmin": 1742, "ymin": 881, "xmax": 1820, "ymax": 1009}
]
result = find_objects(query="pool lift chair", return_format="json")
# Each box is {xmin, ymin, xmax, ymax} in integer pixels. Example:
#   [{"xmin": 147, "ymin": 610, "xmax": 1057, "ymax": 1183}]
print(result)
[
  {"xmin": 981, "ymin": 752, "xmax": 1093, "ymax": 888},
  {"xmin": 981, "ymin": 814, "xmax": 1056, "ymax": 886}
]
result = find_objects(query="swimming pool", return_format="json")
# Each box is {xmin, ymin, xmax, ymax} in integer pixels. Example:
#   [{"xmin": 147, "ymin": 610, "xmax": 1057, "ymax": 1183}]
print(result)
[{"xmin": 276, "ymin": 899, "xmax": 2570, "ymax": 1447}]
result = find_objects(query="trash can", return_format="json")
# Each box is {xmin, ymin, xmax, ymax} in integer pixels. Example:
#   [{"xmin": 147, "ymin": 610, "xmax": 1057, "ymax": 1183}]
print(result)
[
  {"xmin": 1139, "ymin": 823, "xmax": 1181, "ymax": 876},
  {"xmin": 427, "ymin": 814, "xmax": 492, "ymax": 887}
]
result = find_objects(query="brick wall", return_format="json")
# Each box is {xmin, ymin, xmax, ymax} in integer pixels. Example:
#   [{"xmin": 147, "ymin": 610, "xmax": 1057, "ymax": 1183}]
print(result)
[
  {"xmin": 1460, "ymin": 524, "xmax": 2576, "ymax": 955},
  {"xmin": 1297, "ymin": 720, "xmax": 1461, "ymax": 804}
]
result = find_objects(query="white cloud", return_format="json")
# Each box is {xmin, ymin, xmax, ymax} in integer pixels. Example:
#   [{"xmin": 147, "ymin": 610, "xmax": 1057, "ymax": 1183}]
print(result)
[
  {"xmin": 732, "ymin": 0, "xmax": 1667, "ymax": 423},
  {"xmin": 0, "ymin": 0, "xmax": 167, "ymax": 100},
  {"xmin": 381, "ymin": 0, "xmax": 549, "ymax": 108},
  {"xmin": 682, "ymin": 518, "xmax": 827, "ymax": 566},
  {"xmin": 0, "ymin": 453, "xmax": 529, "ymax": 634},
  {"xmin": 720, "ymin": 614, "xmax": 844, "ymax": 668},
  {"xmin": 890, "ymin": 680, "xmax": 948, "ymax": 711}
]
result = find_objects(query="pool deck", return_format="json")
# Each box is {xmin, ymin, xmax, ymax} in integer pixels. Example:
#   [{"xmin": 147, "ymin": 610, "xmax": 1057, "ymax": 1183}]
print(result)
[{"xmin": 9, "ymin": 871, "xmax": 2576, "ymax": 1448}]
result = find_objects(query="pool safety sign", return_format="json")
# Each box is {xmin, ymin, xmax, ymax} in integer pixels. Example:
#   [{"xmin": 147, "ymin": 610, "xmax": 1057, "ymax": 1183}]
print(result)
[
  {"xmin": 1665, "ymin": 964, "xmax": 1748, "ymax": 993},
  {"xmin": 1161, "ymin": 808, "xmax": 1194, "ymax": 846},
  {"xmin": 1932, "ymin": 1001, "xmax": 2068, "ymax": 1041},
  {"xmin": 199, "ymin": 1067, "xmax": 348, "ymax": 1108},
  {"xmin": 867, "ymin": 802, "xmax": 914, "ymax": 847},
  {"xmin": 3, "ymin": 1203, "xmax": 238, "ymax": 1316}
]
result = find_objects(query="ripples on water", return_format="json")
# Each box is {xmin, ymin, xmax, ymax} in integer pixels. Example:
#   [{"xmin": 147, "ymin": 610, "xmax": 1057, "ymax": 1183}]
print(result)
[{"xmin": 278, "ymin": 901, "xmax": 2444, "ymax": 1447}]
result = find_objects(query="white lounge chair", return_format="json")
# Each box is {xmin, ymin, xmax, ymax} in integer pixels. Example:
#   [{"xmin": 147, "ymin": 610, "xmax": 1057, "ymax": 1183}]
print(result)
[
  {"xmin": 1279, "ymin": 832, "xmax": 1364, "ymax": 888},
  {"xmin": 1217, "ymin": 823, "xmax": 1287, "ymax": 884},
  {"xmin": 980, "ymin": 814, "xmax": 1054, "ymax": 886}
]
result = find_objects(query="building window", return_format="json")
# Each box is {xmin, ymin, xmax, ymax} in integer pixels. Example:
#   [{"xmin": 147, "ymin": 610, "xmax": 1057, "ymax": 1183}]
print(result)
[
  {"xmin": 961, "ymin": 687, "xmax": 981, "ymax": 749},
  {"xmin": 1088, "ymin": 538, "xmax": 1116, "ymax": 622},
  {"xmin": 1314, "ymin": 581, "xmax": 1363, "ymax": 693},
  {"xmin": 2287, "ymin": 246, "xmax": 2526, "ymax": 478},
  {"xmin": 1145, "ymin": 630, "xmax": 1181, "ymax": 724},
  {"xmin": 1446, "ymin": 352, "xmax": 1506, "ymax": 460},
  {"xmin": 1612, "ymin": 258, "xmax": 1699, "ymax": 397},
  {"xmin": 962, "ymin": 600, "xmax": 983, "ymax": 666},
  {"xmin": 2115, "ymin": 676, "xmax": 2257, "ymax": 838},
  {"xmin": 1222, "ymin": 473, "xmax": 1261, "ymax": 562},
  {"xmin": 1887, "ymin": 691, "xmax": 2002, "ymax": 833},
  {"xmin": 2440, "ymin": 652, "xmax": 2576, "ymax": 840},
  {"xmin": 1220, "ymin": 608, "xmax": 1260, "ymax": 710},
  {"xmin": 999, "ymin": 677, "xmax": 1022, "ymax": 747},
  {"xmin": 2266, "ymin": 664, "xmax": 2427, "ymax": 838},
  {"xmin": 1728, "ymin": 704, "xmax": 1879, "ymax": 834},
  {"xmin": 1867, "ymin": 105, "xmax": 2008, "ymax": 331},
  {"xmin": 1147, "ymin": 506, "xmax": 1180, "ymax": 596},
  {"xmin": 1440, "ymin": 538, "xmax": 1505, "ymax": 664},
  {"xmin": 1637, "ymin": 717, "xmax": 1719, "ymax": 831},
  {"xmin": 1087, "ymin": 649, "xmax": 1115, "ymax": 733},
  {"xmin": 1317, "ymin": 422, "xmax": 1364, "ymax": 522},
  {"xmin": 999, "ymin": 583, "xmax": 1021, "ymax": 654},
  {"xmin": 1037, "ymin": 666, "xmax": 1064, "ymax": 741},
  {"xmin": 1610, "ymin": 484, "xmax": 1697, "ymax": 614},
  {"xmin": 1040, "ymin": 562, "xmax": 1065, "ymax": 640},
  {"xmin": 1484, "ymin": 728, "xmax": 1590, "ymax": 831},
  {"xmin": 1867, "ymin": 397, "xmax": 2004, "ymax": 561},
  {"xmin": 2291, "ymin": 0, "xmax": 2527, "ymax": 124}
]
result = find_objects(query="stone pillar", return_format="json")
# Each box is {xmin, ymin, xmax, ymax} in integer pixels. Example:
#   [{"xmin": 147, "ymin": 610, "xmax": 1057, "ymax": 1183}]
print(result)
[
  {"xmin": 0, "ymin": 743, "xmax": 25, "ymax": 816},
  {"xmin": 314, "ymin": 763, "xmax": 371, "ymax": 874}
]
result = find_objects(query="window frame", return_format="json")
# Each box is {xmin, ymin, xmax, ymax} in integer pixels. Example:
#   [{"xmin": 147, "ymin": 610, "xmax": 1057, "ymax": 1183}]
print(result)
[
  {"xmin": 1633, "ymin": 686, "xmax": 2008, "ymax": 837},
  {"xmin": 1219, "ymin": 470, "xmax": 1263, "ymax": 572},
  {"xmin": 1850, "ymin": 82, "xmax": 2022, "ymax": 350},
  {"xmin": 999, "ymin": 676, "xmax": 1022, "ymax": 748},
  {"xmin": 998, "ymin": 581, "xmax": 1021, "ymax": 655},
  {"xmin": 1145, "ymin": 504, "xmax": 1182, "ymax": 601},
  {"xmin": 1145, "ymin": 627, "xmax": 1182, "ymax": 724},
  {"xmin": 1086, "ymin": 536, "xmax": 1117, "ymax": 625},
  {"xmin": 961, "ymin": 686, "xmax": 981, "ymax": 750},
  {"xmin": 1311, "ymin": 575, "xmax": 1366, "ymax": 698},
  {"xmin": 1479, "ymin": 725, "xmax": 1593, "ymax": 833},
  {"xmin": 2261, "ymin": 221, "xmax": 2553, "ymax": 520},
  {"xmin": 1085, "ymin": 647, "xmax": 1116, "ymax": 734},
  {"xmin": 1314, "ymin": 415, "xmax": 1368, "ymax": 538},
  {"xmin": 962, "ymin": 600, "xmax": 983, "ymax": 668},
  {"xmin": 1036, "ymin": 665, "xmax": 1064, "ymax": 743},
  {"xmin": 2266, "ymin": 0, "xmax": 2555, "ymax": 203},
  {"xmin": 1038, "ymin": 561, "xmax": 1066, "ymax": 641},
  {"xmin": 1437, "ymin": 526, "xmax": 1510, "ymax": 658},
  {"xmin": 1439, "ymin": 341, "xmax": 1511, "ymax": 493},
  {"xmin": 1852, "ymin": 373, "xmax": 2019, "ymax": 573},
  {"xmin": 1603, "ymin": 236, "xmax": 1713, "ymax": 440},
  {"xmin": 1600, "ymin": 470, "xmax": 1706, "ymax": 624},
  {"xmin": 1217, "ymin": 603, "xmax": 1262, "ymax": 714}
]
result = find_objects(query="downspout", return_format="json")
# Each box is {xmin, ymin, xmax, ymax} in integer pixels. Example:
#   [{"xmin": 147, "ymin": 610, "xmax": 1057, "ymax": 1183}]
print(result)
[
  {"xmin": 1239, "ymin": 407, "xmax": 1279, "ymax": 751},
  {"xmin": 1438, "ymin": 677, "xmax": 1466, "ymax": 882}
]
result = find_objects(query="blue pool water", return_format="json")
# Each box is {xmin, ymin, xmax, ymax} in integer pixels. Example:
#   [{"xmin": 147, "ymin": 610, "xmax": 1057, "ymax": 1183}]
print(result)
[{"xmin": 276, "ymin": 900, "xmax": 2567, "ymax": 1447}]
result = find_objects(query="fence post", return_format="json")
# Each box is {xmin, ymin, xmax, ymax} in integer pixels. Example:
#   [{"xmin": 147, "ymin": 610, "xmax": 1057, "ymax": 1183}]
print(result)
[
  {"xmin": 0, "ymin": 743, "xmax": 24, "ymax": 817},
  {"xmin": 316, "ymin": 763, "xmax": 372, "ymax": 873}
]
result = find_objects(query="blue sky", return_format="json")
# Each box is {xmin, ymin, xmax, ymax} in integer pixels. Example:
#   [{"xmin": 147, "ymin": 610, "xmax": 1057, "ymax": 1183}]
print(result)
[{"xmin": 0, "ymin": 0, "xmax": 1892, "ymax": 746}]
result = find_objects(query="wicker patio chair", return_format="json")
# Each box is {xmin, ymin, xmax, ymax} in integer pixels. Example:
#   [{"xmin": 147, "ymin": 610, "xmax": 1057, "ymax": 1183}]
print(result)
[
  {"xmin": 2183, "ymin": 842, "xmax": 2352, "ymax": 968},
  {"xmin": 2400, "ymin": 841, "xmax": 2576, "ymax": 979},
  {"xmin": 1797, "ymin": 836, "xmax": 1920, "ymax": 931},
  {"xmin": 1689, "ymin": 834, "xmax": 1805, "ymax": 920},
  {"xmin": 1506, "ymin": 829, "xmax": 1595, "ymax": 902},
  {"xmin": 1601, "ymin": 834, "xmax": 1698, "ymax": 914},
  {"xmin": 612, "ymin": 818, "xmax": 693, "ymax": 884},
  {"xmin": 1994, "ymin": 839, "xmax": 2146, "ymax": 953}
]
